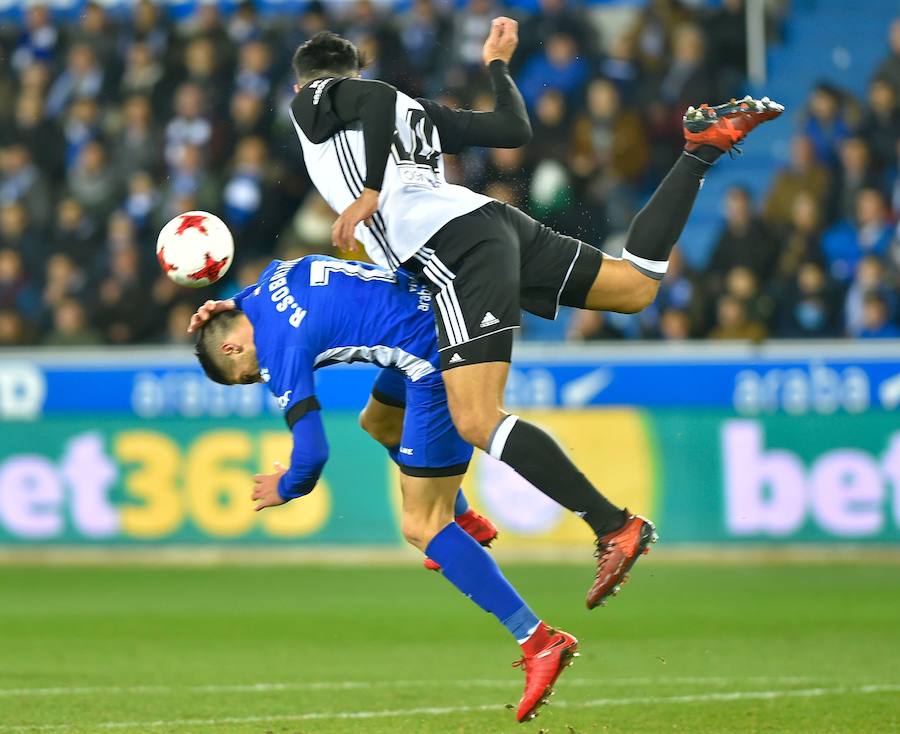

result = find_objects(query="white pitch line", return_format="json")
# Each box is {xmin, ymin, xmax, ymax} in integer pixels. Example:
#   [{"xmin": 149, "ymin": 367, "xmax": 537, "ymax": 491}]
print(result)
[
  {"xmin": 0, "ymin": 675, "xmax": 817, "ymax": 698},
  {"xmin": 1, "ymin": 684, "xmax": 897, "ymax": 733}
]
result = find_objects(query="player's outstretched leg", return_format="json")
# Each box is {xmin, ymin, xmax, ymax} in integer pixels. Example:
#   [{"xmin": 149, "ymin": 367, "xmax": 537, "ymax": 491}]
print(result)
[
  {"xmin": 359, "ymin": 374, "xmax": 498, "ymax": 570},
  {"xmin": 444, "ymin": 362, "xmax": 657, "ymax": 610},
  {"xmin": 580, "ymin": 95, "xmax": 784, "ymax": 315},
  {"xmin": 401, "ymin": 473, "xmax": 577, "ymax": 722}
]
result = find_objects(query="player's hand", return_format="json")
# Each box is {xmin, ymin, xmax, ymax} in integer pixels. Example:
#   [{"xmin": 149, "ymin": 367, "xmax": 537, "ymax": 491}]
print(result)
[
  {"xmin": 482, "ymin": 16, "xmax": 518, "ymax": 66},
  {"xmin": 252, "ymin": 461, "xmax": 288, "ymax": 511},
  {"xmin": 187, "ymin": 299, "xmax": 236, "ymax": 334},
  {"xmin": 332, "ymin": 188, "xmax": 379, "ymax": 252}
]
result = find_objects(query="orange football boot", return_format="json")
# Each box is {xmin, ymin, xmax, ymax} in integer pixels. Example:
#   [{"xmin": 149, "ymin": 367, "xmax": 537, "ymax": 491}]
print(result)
[
  {"xmin": 683, "ymin": 95, "xmax": 784, "ymax": 153},
  {"xmin": 586, "ymin": 512, "xmax": 658, "ymax": 610}
]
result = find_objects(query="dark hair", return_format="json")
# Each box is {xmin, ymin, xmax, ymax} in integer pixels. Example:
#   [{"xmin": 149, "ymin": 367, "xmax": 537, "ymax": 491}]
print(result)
[
  {"xmin": 195, "ymin": 309, "xmax": 242, "ymax": 385},
  {"xmin": 292, "ymin": 31, "xmax": 363, "ymax": 82}
]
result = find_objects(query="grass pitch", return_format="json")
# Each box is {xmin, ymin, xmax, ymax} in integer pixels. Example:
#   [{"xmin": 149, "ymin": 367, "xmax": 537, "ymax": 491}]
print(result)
[{"xmin": 1, "ymin": 559, "xmax": 898, "ymax": 733}]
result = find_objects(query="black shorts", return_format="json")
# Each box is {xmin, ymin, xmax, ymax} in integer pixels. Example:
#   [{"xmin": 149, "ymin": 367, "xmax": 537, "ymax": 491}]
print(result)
[{"xmin": 402, "ymin": 201, "xmax": 603, "ymax": 370}]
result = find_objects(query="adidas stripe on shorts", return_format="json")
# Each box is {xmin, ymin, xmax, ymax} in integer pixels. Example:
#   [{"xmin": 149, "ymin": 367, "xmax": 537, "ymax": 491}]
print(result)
[{"xmin": 401, "ymin": 201, "xmax": 604, "ymax": 371}]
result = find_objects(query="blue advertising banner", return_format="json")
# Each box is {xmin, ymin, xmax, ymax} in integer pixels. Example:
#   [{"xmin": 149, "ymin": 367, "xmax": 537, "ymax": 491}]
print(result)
[{"xmin": 1, "ymin": 343, "xmax": 898, "ymax": 419}]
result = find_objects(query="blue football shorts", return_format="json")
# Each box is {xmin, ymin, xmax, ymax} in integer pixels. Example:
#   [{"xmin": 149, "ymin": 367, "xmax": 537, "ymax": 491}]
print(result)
[{"xmin": 371, "ymin": 368, "xmax": 472, "ymax": 477}]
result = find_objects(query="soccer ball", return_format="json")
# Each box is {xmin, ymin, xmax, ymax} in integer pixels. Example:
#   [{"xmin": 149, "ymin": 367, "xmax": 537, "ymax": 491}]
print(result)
[{"xmin": 156, "ymin": 211, "xmax": 234, "ymax": 288}]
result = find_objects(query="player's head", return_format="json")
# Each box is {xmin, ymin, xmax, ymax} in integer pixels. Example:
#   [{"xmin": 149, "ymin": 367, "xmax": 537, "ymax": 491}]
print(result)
[
  {"xmin": 194, "ymin": 310, "xmax": 261, "ymax": 385},
  {"xmin": 291, "ymin": 31, "xmax": 364, "ymax": 85}
]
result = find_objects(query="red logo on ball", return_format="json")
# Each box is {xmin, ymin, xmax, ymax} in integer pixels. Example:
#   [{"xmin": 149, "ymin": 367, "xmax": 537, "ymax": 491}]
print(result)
[
  {"xmin": 175, "ymin": 214, "xmax": 208, "ymax": 236},
  {"xmin": 187, "ymin": 253, "xmax": 230, "ymax": 282}
]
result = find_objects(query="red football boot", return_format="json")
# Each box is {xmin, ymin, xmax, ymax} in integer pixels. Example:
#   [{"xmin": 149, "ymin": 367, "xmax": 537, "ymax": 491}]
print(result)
[
  {"xmin": 423, "ymin": 508, "xmax": 499, "ymax": 571},
  {"xmin": 513, "ymin": 622, "xmax": 579, "ymax": 723},
  {"xmin": 586, "ymin": 512, "xmax": 658, "ymax": 610},
  {"xmin": 683, "ymin": 95, "xmax": 784, "ymax": 154}
]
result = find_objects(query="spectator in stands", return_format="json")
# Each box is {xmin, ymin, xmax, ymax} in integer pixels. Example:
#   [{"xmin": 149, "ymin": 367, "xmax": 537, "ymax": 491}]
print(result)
[
  {"xmin": 51, "ymin": 198, "xmax": 100, "ymax": 269},
  {"xmin": 398, "ymin": 0, "xmax": 451, "ymax": 94},
  {"xmin": 802, "ymin": 83, "xmax": 851, "ymax": 168},
  {"xmin": 124, "ymin": 0, "xmax": 170, "ymax": 60},
  {"xmin": 164, "ymin": 84, "xmax": 213, "ymax": 171},
  {"xmin": 45, "ymin": 44, "xmax": 107, "ymax": 119},
  {"xmin": 702, "ymin": 0, "xmax": 747, "ymax": 93},
  {"xmin": 630, "ymin": 0, "xmax": 694, "ymax": 75},
  {"xmin": 11, "ymin": 4, "xmax": 60, "ymax": 75},
  {"xmin": 858, "ymin": 293, "xmax": 900, "ymax": 339},
  {"xmin": 529, "ymin": 89, "xmax": 572, "ymax": 166},
  {"xmin": 772, "ymin": 260, "xmax": 842, "ymax": 338},
  {"xmin": 829, "ymin": 137, "xmax": 881, "ymax": 223},
  {"xmin": 228, "ymin": 1, "xmax": 263, "ymax": 46},
  {"xmin": 44, "ymin": 298, "xmax": 103, "ymax": 346},
  {"xmin": 517, "ymin": 32, "xmax": 589, "ymax": 110},
  {"xmin": 122, "ymin": 170, "xmax": 159, "ymax": 235},
  {"xmin": 0, "ymin": 310, "xmax": 29, "ymax": 346},
  {"xmin": 67, "ymin": 141, "xmax": 119, "ymax": 221},
  {"xmin": 577, "ymin": 78, "xmax": 649, "ymax": 185},
  {"xmin": 0, "ymin": 248, "xmax": 39, "ymax": 317},
  {"xmin": 598, "ymin": 34, "xmax": 640, "ymax": 103},
  {"xmin": 709, "ymin": 294, "xmax": 767, "ymax": 341},
  {"xmin": 0, "ymin": 143, "xmax": 52, "ymax": 233},
  {"xmin": 10, "ymin": 92, "xmax": 63, "ymax": 181},
  {"xmin": 873, "ymin": 18, "xmax": 900, "ymax": 95},
  {"xmin": 68, "ymin": 3, "xmax": 117, "ymax": 70},
  {"xmin": 41, "ymin": 253, "xmax": 88, "ymax": 327},
  {"xmin": 234, "ymin": 40, "xmax": 275, "ymax": 102},
  {"xmin": 858, "ymin": 77, "xmax": 900, "ymax": 175},
  {"xmin": 656, "ymin": 23, "xmax": 717, "ymax": 109},
  {"xmin": 845, "ymin": 255, "xmax": 896, "ymax": 338},
  {"xmin": 119, "ymin": 42, "xmax": 165, "ymax": 104},
  {"xmin": 822, "ymin": 188, "xmax": 893, "ymax": 281},
  {"xmin": 708, "ymin": 186, "xmax": 779, "ymax": 290},
  {"xmin": 451, "ymin": 0, "xmax": 496, "ymax": 73},
  {"xmin": 772, "ymin": 190, "xmax": 825, "ymax": 283},
  {"xmin": 658, "ymin": 308, "xmax": 692, "ymax": 340},
  {"xmin": 160, "ymin": 144, "xmax": 219, "ymax": 219},
  {"xmin": 114, "ymin": 95, "xmax": 161, "ymax": 180},
  {"xmin": 764, "ymin": 135, "xmax": 831, "ymax": 227},
  {"xmin": 93, "ymin": 245, "xmax": 152, "ymax": 343},
  {"xmin": 517, "ymin": 0, "xmax": 594, "ymax": 75},
  {"xmin": 221, "ymin": 136, "xmax": 279, "ymax": 256},
  {"xmin": 641, "ymin": 249, "xmax": 705, "ymax": 338},
  {"xmin": 0, "ymin": 203, "xmax": 42, "ymax": 276},
  {"xmin": 61, "ymin": 98, "xmax": 102, "ymax": 174}
]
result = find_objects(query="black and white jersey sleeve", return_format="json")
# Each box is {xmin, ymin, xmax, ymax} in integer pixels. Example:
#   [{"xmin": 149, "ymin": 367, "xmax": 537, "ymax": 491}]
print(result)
[
  {"xmin": 416, "ymin": 61, "xmax": 532, "ymax": 154},
  {"xmin": 289, "ymin": 78, "xmax": 491, "ymax": 271}
]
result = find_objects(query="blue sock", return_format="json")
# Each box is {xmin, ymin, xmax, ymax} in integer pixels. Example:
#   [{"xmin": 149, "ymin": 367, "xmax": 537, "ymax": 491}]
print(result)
[
  {"xmin": 453, "ymin": 489, "xmax": 469, "ymax": 516},
  {"xmin": 425, "ymin": 523, "xmax": 540, "ymax": 643}
]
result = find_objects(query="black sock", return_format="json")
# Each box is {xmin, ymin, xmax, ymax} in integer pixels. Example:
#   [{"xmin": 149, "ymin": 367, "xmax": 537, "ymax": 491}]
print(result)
[
  {"xmin": 620, "ymin": 148, "xmax": 719, "ymax": 279},
  {"xmin": 488, "ymin": 415, "xmax": 627, "ymax": 537}
]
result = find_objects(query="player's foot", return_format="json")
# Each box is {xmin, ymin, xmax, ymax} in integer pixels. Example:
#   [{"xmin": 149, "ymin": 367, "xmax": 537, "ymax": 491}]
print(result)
[
  {"xmin": 513, "ymin": 622, "xmax": 579, "ymax": 723},
  {"xmin": 423, "ymin": 508, "xmax": 498, "ymax": 571},
  {"xmin": 586, "ymin": 511, "xmax": 658, "ymax": 610},
  {"xmin": 683, "ymin": 95, "xmax": 784, "ymax": 153}
]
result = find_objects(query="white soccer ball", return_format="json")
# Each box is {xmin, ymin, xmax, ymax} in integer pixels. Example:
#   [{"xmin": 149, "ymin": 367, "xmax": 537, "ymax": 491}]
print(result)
[{"xmin": 156, "ymin": 211, "xmax": 234, "ymax": 288}]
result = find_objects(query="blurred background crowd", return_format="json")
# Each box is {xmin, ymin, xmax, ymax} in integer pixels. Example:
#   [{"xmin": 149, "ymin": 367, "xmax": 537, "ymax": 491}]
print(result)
[{"xmin": 0, "ymin": 0, "xmax": 898, "ymax": 347}]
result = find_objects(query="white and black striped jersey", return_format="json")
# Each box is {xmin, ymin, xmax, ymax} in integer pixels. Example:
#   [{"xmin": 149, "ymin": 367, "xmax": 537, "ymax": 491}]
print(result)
[{"xmin": 289, "ymin": 77, "xmax": 491, "ymax": 271}]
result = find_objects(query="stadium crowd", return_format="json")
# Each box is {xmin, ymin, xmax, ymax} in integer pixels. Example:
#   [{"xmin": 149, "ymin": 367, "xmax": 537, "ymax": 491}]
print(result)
[{"xmin": 0, "ymin": 0, "xmax": 898, "ymax": 346}]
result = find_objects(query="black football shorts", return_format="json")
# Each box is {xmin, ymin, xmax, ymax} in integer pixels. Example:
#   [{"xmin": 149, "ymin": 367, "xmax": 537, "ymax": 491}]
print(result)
[{"xmin": 401, "ymin": 201, "xmax": 603, "ymax": 370}]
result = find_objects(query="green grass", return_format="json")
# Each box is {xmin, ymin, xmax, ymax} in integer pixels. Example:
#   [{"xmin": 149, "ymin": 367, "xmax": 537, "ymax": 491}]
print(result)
[{"xmin": 1, "ymin": 561, "xmax": 898, "ymax": 733}]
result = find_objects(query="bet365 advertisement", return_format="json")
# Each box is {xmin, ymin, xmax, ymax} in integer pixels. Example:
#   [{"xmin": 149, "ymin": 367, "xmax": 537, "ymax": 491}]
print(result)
[{"xmin": 0, "ymin": 346, "xmax": 898, "ymax": 545}]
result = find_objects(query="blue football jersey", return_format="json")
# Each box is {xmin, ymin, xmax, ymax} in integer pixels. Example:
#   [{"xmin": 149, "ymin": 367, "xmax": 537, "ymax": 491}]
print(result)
[{"xmin": 235, "ymin": 255, "xmax": 437, "ymax": 419}]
